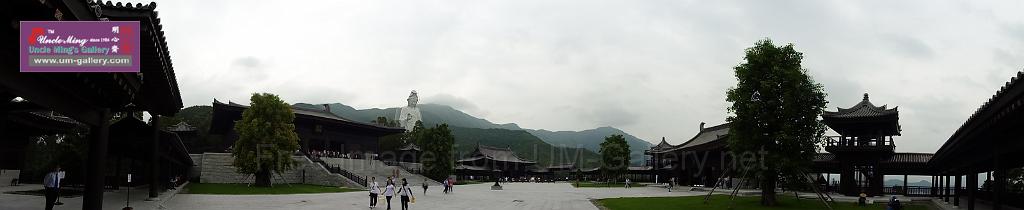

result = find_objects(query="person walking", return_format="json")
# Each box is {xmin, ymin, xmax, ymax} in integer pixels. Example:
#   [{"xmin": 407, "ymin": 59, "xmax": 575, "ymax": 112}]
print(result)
[
  {"xmin": 43, "ymin": 165, "xmax": 60, "ymax": 210},
  {"xmin": 384, "ymin": 178, "xmax": 396, "ymax": 210},
  {"xmin": 668, "ymin": 177, "xmax": 674, "ymax": 192},
  {"xmin": 442, "ymin": 179, "xmax": 449, "ymax": 194},
  {"xmin": 369, "ymin": 177, "xmax": 381, "ymax": 208},
  {"xmin": 625, "ymin": 178, "xmax": 631, "ymax": 188},
  {"xmin": 447, "ymin": 178, "xmax": 454, "ymax": 193},
  {"xmin": 400, "ymin": 178, "xmax": 415, "ymax": 210},
  {"xmin": 421, "ymin": 179, "xmax": 428, "ymax": 195}
]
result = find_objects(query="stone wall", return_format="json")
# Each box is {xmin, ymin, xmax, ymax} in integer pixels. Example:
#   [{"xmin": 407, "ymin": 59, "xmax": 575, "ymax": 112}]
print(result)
[
  {"xmin": 189, "ymin": 154, "xmax": 203, "ymax": 180},
  {"xmin": 0, "ymin": 169, "xmax": 19, "ymax": 185},
  {"xmin": 195, "ymin": 153, "xmax": 361, "ymax": 188}
]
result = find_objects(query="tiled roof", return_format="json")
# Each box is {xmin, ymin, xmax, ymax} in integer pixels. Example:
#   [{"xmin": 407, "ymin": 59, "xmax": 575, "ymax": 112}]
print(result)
[
  {"xmin": 94, "ymin": 1, "xmax": 184, "ymax": 115},
  {"xmin": 458, "ymin": 144, "xmax": 536, "ymax": 164},
  {"xmin": 678, "ymin": 123, "xmax": 729, "ymax": 149},
  {"xmin": 214, "ymin": 100, "xmax": 403, "ymax": 132},
  {"xmin": 648, "ymin": 123, "xmax": 730, "ymax": 154},
  {"xmin": 650, "ymin": 137, "xmax": 674, "ymax": 151},
  {"xmin": 823, "ymin": 93, "xmax": 898, "ymax": 119},
  {"xmin": 167, "ymin": 121, "xmax": 196, "ymax": 132},
  {"xmin": 398, "ymin": 143, "xmax": 420, "ymax": 151},
  {"xmin": 931, "ymin": 70, "xmax": 1024, "ymax": 166}
]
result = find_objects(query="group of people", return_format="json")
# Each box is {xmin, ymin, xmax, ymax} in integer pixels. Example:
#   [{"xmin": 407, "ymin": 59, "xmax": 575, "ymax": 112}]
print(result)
[
  {"xmin": 441, "ymin": 178, "xmax": 455, "ymax": 194},
  {"xmin": 310, "ymin": 150, "xmax": 362, "ymax": 159},
  {"xmin": 368, "ymin": 176, "xmax": 416, "ymax": 210},
  {"xmin": 857, "ymin": 192, "xmax": 903, "ymax": 210}
]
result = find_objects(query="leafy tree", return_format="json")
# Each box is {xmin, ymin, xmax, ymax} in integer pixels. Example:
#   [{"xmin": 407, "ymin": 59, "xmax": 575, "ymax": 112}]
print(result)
[
  {"xmin": 725, "ymin": 39, "xmax": 828, "ymax": 206},
  {"xmin": 231, "ymin": 93, "xmax": 301, "ymax": 187},
  {"xmin": 416, "ymin": 123, "xmax": 454, "ymax": 181},
  {"xmin": 599, "ymin": 134, "xmax": 630, "ymax": 180}
]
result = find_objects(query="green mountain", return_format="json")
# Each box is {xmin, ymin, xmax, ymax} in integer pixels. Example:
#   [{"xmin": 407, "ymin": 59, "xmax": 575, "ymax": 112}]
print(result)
[
  {"xmin": 526, "ymin": 127, "xmax": 652, "ymax": 166},
  {"xmin": 884, "ymin": 179, "xmax": 932, "ymax": 187},
  {"xmin": 293, "ymin": 102, "xmax": 653, "ymax": 165},
  {"xmin": 450, "ymin": 126, "xmax": 601, "ymax": 168}
]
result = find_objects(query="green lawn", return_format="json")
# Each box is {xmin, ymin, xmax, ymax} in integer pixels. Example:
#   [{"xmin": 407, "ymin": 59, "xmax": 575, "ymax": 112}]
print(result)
[
  {"xmin": 573, "ymin": 182, "xmax": 648, "ymax": 188},
  {"xmin": 184, "ymin": 183, "xmax": 363, "ymax": 195},
  {"xmin": 597, "ymin": 195, "xmax": 931, "ymax": 210}
]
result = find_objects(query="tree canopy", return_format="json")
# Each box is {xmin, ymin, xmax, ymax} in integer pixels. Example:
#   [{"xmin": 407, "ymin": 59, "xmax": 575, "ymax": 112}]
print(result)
[
  {"xmin": 599, "ymin": 134, "xmax": 631, "ymax": 180},
  {"xmin": 231, "ymin": 93, "xmax": 301, "ymax": 187},
  {"xmin": 413, "ymin": 122, "xmax": 455, "ymax": 181},
  {"xmin": 725, "ymin": 39, "xmax": 828, "ymax": 206}
]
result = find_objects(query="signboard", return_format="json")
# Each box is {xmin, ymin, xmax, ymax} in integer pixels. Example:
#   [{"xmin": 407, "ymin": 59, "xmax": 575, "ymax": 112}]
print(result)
[{"xmin": 20, "ymin": 21, "xmax": 141, "ymax": 72}]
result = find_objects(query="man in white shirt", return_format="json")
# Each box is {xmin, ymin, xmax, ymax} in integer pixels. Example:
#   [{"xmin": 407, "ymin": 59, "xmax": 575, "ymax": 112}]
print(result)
[
  {"xmin": 43, "ymin": 165, "xmax": 61, "ymax": 210},
  {"xmin": 369, "ymin": 177, "xmax": 380, "ymax": 208}
]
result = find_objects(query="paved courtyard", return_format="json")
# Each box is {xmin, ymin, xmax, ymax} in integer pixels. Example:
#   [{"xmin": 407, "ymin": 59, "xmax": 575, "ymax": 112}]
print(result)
[{"xmin": 161, "ymin": 182, "xmax": 700, "ymax": 210}]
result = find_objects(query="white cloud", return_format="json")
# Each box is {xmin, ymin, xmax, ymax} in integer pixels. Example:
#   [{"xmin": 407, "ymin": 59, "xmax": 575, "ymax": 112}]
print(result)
[{"xmin": 154, "ymin": 0, "xmax": 1024, "ymax": 153}]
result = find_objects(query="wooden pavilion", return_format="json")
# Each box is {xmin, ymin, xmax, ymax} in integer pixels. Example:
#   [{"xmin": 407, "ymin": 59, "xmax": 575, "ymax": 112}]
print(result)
[{"xmin": 1, "ymin": 1, "xmax": 185, "ymax": 209}]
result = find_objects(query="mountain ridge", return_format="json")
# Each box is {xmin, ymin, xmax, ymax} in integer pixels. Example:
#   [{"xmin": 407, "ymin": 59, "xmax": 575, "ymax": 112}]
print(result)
[{"xmin": 294, "ymin": 102, "xmax": 654, "ymax": 165}]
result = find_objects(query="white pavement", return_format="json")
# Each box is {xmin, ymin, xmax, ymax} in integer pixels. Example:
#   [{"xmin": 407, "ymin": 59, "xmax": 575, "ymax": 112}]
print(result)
[{"xmin": 159, "ymin": 182, "xmax": 703, "ymax": 210}]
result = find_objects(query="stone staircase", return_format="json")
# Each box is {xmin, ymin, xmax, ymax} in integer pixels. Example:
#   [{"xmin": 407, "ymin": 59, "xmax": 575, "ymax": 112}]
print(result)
[
  {"xmin": 320, "ymin": 158, "xmax": 441, "ymax": 187},
  {"xmin": 194, "ymin": 153, "xmax": 362, "ymax": 188}
]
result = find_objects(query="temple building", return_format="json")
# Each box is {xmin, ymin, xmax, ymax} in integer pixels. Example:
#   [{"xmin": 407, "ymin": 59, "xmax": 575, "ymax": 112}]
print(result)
[
  {"xmin": 815, "ymin": 93, "xmax": 932, "ymax": 196},
  {"xmin": 1, "ymin": 1, "xmax": 187, "ymax": 209},
  {"xmin": 208, "ymin": 100, "xmax": 405, "ymax": 157},
  {"xmin": 645, "ymin": 123, "xmax": 732, "ymax": 186},
  {"xmin": 456, "ymin": 144, "xmax": 537, "ymax": 179},
  {"xmin": 646, "ymin": 93, "xmax": 934, "ymax": 196}
]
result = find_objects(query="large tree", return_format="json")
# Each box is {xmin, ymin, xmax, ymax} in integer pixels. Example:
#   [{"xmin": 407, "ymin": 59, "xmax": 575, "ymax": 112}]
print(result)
[
  {"xmin": 599, "ymin": 134, "xmax": 631, "ymax": 180},
  {"xmin": 416, "ymin": 123, "xmax": 454, "ymax": 181},
  {"xmin": 725, "ymin": 39, "xmax": 828, "ymax": 206},
  {"xmin": 231, "ymin": 93, "xmax": 301, "ymax": 187}
]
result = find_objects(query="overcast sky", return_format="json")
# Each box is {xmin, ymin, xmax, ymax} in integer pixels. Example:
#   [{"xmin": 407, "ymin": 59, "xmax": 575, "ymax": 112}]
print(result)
[{"xmin": 154, "ymin": 0, "xmax": 1023, "ymax": 153}]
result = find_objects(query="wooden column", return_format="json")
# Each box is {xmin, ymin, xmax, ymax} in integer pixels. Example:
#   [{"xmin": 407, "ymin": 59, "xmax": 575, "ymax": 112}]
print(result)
[
  {"xmin": 993, "ymin": 156, "xmax": 1004, "ymax": 210},
  {"xmin": 903, "ymin": 174, "xmax": 908, "ymax": 196},
  {"xmin": 148, "ymin": 115, "xmax": 161, "ymax": 199},
  {"xmin": 83, "ymin": 109, "xmax": 111, "ymax": 210},
  {"xmin": 932, "ymin": 176, "xmax": 937, "ymax": 196},
  {"xmin": 945, "ymin": 175, "xmax": 951, "ymax": 202},
  {"xmin": 967, "ymin": 172, "xmax": 977, "ymax": 210},
  {"xmin": 954, "ymin": 175, "xmax": 961, "ymax": 206}
]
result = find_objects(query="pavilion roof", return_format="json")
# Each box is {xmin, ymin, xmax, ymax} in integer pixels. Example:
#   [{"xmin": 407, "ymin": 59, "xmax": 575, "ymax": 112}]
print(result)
[
  {"xmin": 822, "ymin": 93, "xmax": 901, "ymax": 136},
  {"xmin": 211, "ymin": 100, "xmax": 405, "ymax": 135},
  {"xmin": 458, "ymin": 144, "xmax": 536, "ymax": 164},
  {"xmin": 167, "ymin": 121, "xmax": 197, "ymax": 132},
  {"xmin": 650, "ymin": 123, "xmax": 729, "ymax": 154},
  {"xmin": 649, "ymin": 137, "xmax": 675, "ymax": 152},
  {"xmin": 823, "ymin": 93, "xmax": 899, "ymax": 119}
]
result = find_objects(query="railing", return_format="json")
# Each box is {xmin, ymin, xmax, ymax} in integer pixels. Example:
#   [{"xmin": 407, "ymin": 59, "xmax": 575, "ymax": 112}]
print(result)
[
  {"xmin": 824, "ymin": 136, "xmax": 895, "ymax": 147},
  {"xmin": 308, "ymin": 154, "xmax": 367, "ymax": 187},
  {"xmin": 327, "ymin": 164, "xmax": 367, "ymax": 187}
]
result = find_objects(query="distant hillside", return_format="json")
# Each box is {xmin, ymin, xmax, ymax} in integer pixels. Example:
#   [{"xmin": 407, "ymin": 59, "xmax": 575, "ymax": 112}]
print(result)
[
  {"xmin": 294, "ymin": 102, "xmax": 653, "ymax": 165},
  {"xmin": 293, "ymin": 103, "xmax": 522, "ymax": 130},
  {"xmin": 526, "ymin": 127, "xmax": 652, "ymax": 165},
  {"xmin": 884, "ymin": 179, "xmax": 932, "ymax": 187},
  {"xmin": 449, "ymin": 126, "xmax": 601, "ymax": 168}
]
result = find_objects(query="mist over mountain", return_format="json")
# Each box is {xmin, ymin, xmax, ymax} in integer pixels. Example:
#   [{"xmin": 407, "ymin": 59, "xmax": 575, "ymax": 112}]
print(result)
[{"xmin": 294, "ymin": 102, "xmax": 654, "ymax": 165}]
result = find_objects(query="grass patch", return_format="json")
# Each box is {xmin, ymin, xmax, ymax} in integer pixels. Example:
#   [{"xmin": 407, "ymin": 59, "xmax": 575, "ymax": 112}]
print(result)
[
  {"xmin": 597, "ymin": 195, "xmax": 931, "ymax": 210},
  {"xmin": 573, "ymin": 182, "xmax": 648, "ymax": 188},
  {"xmin": 184, "ymin": 183, "xmax": 362, "ymax": 195}
]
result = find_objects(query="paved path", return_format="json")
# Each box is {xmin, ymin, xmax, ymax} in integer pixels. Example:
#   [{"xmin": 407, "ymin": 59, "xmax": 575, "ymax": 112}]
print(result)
[
  {"xmin": 160, "ymin": 182, "xmax": 702, "ymax": 210},
  {"xmin": 0, "ymin": 184, "xmax": 184, "ymax": 210}
]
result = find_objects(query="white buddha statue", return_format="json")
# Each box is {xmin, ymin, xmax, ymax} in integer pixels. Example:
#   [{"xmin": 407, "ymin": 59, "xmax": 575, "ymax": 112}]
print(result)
[{"xmin": 398, "ymin": 90, "xmax": 422, "ymax": 131}]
